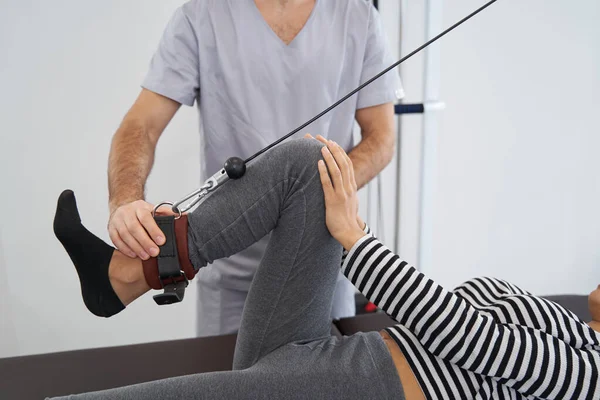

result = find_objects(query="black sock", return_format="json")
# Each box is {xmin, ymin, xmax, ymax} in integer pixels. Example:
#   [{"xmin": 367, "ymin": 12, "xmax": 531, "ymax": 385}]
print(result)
[{"xmin": 53, "ymin": 190, "xmax": 125, "ymax": 317}]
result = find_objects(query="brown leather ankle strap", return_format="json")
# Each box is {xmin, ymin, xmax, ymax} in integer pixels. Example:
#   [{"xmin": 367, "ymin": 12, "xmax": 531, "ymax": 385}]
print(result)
[
  {"xmin": 141, "ymin": 214, "xmax": 195, "ymax": 291},
  {"xmin": 174, "ymin": 215, "xmax": 195, "ymax": 279}
]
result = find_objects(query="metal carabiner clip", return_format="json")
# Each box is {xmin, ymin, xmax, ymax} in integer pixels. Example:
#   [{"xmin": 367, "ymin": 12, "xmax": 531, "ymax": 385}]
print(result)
[
  {"xmin": 153, "ymin": 156, "xmax": 247, "ymax": 218},
  {"xmin": 172, "ymin": 169, "xmax": 228, "ymax": 214}
]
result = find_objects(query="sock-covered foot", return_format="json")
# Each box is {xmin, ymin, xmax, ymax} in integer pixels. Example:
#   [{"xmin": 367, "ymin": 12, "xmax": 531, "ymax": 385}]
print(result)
[{"xmin": 53, "ymin": 190, "xmax": 125, "ymax": 317}]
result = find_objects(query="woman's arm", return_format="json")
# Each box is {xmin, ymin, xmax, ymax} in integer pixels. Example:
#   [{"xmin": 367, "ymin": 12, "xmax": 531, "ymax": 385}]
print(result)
[
  {"xmin": 317, "ymin": 138, "xmax": 600, "ymax": 400},
  {"xmin": 340, "ymin": 222, "xmax": 373, "ymax": 266}
]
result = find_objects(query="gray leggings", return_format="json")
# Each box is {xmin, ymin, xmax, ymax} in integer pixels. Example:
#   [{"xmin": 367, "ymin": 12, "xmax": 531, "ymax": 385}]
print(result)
[{"xmin": 56, "ymin": 139, "xmax": 404, "ymax": 399}]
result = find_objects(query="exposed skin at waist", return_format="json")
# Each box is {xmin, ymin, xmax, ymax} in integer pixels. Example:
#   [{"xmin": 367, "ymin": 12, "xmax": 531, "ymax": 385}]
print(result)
[{"xmin": 380, "ymin": 330, "xmax": 425, "ymax": 400}]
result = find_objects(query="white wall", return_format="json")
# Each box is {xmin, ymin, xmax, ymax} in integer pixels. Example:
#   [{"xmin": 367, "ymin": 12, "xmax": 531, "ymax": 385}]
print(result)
[
  {"xmin": 375, "ymin": 0, "xmax": 599, "ymax": 295},
  {"xmin": 0, "ymin": 239, "xmax": 19, "ymax": 355},
  {"xmin": 0, "ymin": 0, "xmax": 200, "ymax": 358},
  {"xmin": 425, "ymin": 0, "xmax": 600, "ymax": 294}
]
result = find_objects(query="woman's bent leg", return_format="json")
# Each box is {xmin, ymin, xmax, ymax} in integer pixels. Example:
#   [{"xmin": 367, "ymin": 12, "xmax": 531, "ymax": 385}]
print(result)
[{"xmin": 186, "ymin": 139, "xmax": 344, "ymax": 369}]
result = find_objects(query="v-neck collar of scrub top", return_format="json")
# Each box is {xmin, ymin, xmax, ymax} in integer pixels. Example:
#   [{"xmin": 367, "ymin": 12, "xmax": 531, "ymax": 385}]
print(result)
[{"xmin": 248, "ymin": 0, "xmax": 321, "ymax": 50}]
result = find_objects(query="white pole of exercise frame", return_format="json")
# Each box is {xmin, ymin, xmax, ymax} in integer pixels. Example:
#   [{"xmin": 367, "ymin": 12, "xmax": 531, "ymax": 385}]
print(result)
[
  {"xmin": 393, "ymin": 0, "xmax": 407, "ymax": 255},
  {"xmin": 417, "ymin": 0, "xmax": 444, "ymax": 272}
]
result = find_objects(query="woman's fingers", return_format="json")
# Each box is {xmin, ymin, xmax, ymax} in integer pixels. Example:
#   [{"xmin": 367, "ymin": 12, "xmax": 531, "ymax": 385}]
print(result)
[
  {"xmin": 337, "ymin": 141, "xmax": 357, "ymax": 191},
  {"xmin": 308, "ymin": 135, "xmax": 356, "ymax": 193},
  {"xmin": 315, "ymin": 135, "xmax": 329, "ymax": 146},
  {"xmin": 326, "ymin": 140, "xmax": 353, "ymax": 193},
  {"xmin": 321, "ymin": 145, "xmax": 343, "ymax": 190},
  {"xmin": 345, "ymin": 148, "xmax": 357, "ymax": 191},
  {"xmin": 318, "ymin": 159, "xmax": 334, "ymax": 198}
]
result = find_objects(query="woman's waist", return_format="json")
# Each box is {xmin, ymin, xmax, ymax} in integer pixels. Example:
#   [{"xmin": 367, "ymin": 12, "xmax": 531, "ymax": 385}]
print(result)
[{"xmin": 379, "ymin": 330, "xmax": 425, "ymax": 400}]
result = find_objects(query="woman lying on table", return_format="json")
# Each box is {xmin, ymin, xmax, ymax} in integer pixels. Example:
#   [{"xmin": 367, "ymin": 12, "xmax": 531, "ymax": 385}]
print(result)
[{"xmin": 54, "ymin": 135, "xmax": 600, "ymax": 399}]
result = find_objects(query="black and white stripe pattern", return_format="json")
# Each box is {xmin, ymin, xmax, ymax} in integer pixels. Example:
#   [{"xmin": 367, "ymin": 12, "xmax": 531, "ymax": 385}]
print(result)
[{"xmin": 341, "ymin": 231, "xmax": 600, "ymax": 399}]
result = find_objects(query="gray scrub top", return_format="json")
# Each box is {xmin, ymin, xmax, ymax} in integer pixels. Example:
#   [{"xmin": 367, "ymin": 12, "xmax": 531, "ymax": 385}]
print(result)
[{"xmin": 142, "ymin": 0, "xmax": 403, "ymax": 292}]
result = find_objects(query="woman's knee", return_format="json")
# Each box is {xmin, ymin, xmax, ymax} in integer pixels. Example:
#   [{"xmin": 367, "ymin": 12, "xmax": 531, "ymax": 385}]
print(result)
[{"xmin": 274, "ymin": 138, "xmax": 324, "ymax": 170}]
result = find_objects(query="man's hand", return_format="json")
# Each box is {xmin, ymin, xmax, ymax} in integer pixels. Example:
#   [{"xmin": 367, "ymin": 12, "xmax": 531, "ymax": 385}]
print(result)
[
  {"xmin": 107, "ymin": 90, "xmax": 181, "ymax": 259},
  {"xmin": 108, "ymin": 201, "xmax": 169, "ymax": 260}
]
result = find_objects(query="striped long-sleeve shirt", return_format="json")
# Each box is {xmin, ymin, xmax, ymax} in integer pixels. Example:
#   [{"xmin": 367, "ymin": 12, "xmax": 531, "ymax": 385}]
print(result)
[{"xmin": 341, "ymin": 226, "xmax": 600, "ymax": 399}]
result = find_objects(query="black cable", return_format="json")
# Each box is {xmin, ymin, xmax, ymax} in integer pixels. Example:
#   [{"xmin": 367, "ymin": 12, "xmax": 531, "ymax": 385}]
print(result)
[{"xmin": 244, "ymin": 0, "xmax": 498, "ymax": 164}]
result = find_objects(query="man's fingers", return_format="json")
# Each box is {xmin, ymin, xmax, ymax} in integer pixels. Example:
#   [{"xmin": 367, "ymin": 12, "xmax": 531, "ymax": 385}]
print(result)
[
  {"xmin": 126, "ymin": 216, "xmax": 160, "ymax": 258},
  {"xmin": 109, "ymin": 228, "xmax": 136, "ymax": 258},
  {"xmin": 138, "ymin": 209, "xmax": 166, "ymax": 246},
  {"xmin": 116, "ymin": 226, "xmax": 146, "ymax": 259},
  {"xmin": 119, "ymin": 221, "xmax": 150, "ymax": 260},
  {"xmin": 304, "ymin": 133, "xmax": 314, "ymax": 139},
  {"xmin": 321, "ymin": 146, "xmax": 343, "ymax": 190}
]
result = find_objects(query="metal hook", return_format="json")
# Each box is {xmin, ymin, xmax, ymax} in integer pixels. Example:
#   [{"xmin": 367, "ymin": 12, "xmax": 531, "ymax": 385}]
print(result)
[{"xmin": 171, "ymin": 168, "xmax": 231, "ymax": 214}]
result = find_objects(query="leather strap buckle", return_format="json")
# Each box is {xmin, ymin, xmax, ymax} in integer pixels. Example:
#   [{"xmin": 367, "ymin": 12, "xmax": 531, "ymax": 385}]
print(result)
[{"xmin": 153, "ymin": 277, "xmax": 188, "ymax": 305}]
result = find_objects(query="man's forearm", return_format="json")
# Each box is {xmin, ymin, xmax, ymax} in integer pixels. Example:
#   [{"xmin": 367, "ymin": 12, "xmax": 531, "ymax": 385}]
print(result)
[
  {"xmin": 348, "ymin": 128, "xmax": 395, "ymax": 189},
  {"xmin": 108, "ymin": 119, "xmax": 156, "ymax": 212}
]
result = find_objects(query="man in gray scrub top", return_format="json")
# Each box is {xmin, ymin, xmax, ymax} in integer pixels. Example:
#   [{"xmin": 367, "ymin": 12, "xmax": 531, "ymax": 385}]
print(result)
[{"xmin": 106, "ymin": 0, "xmax": 403, "ymax": 337}]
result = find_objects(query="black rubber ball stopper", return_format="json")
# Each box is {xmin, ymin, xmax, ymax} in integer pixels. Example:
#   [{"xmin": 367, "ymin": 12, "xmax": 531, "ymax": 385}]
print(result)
[{"xmin": 224, "ymin": 157, "xmax": 246, "ymax": 179}]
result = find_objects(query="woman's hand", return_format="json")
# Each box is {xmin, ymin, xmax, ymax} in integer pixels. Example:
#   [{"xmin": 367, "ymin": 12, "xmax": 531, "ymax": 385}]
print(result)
[{"xmin": 305, "ymin": 134, "xmax": 366, "ymax": 250}]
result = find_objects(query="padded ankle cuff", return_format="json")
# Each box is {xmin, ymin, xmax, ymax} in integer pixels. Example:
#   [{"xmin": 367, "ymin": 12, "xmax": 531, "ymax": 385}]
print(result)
[
  {"xmin": 142, "ymin": 257, "xmax": 163, "ymax": 290},
  {"xmin": 142, "ymin": 215, "xmax": 196, "ymax": 290},
  {"xmin": 174, "ymin": 215, "xmax": 195, "ymax": 279}
]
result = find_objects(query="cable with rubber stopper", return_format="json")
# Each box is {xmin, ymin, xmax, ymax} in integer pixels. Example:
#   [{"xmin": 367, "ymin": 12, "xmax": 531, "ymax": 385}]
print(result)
[{"xmin": 224, "ymin": 157, "xmax": 246, "ymax": 179}]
